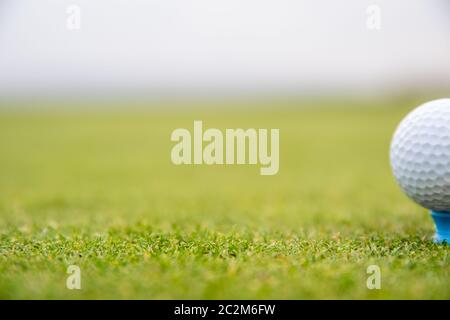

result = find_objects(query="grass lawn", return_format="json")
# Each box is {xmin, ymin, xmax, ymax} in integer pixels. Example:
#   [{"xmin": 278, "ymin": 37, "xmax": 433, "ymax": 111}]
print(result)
[{"xmin": 0, "ymin": 99, "xmax": 448, "ymax": 299}]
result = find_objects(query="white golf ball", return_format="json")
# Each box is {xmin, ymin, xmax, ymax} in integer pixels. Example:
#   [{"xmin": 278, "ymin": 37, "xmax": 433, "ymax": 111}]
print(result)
[{"xmin": 390, "ymin": 99, "xmax": 450, "ymax": 212}]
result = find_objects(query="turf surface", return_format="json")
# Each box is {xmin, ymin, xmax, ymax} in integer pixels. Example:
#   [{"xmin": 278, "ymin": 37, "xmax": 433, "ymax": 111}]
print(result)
[{"xmin": 0, "ymin": 100, "xmax": 448, "ymax": 299}]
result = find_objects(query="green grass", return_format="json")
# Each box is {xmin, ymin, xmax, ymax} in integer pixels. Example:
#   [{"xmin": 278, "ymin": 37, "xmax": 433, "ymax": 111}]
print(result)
[{"xmin": 0, "ymin": 99, "xmax": 448, "ymax": 299}]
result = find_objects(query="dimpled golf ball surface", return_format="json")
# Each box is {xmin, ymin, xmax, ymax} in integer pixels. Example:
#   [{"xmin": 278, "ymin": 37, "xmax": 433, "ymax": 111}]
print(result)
[{"xmin": 390, "ymin": 99, "xmax": 450, "ymax": 212}]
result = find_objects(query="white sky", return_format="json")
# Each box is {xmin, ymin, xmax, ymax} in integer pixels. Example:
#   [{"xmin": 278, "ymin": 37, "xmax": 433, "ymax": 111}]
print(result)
[{"xmin": 0, "ymin": 0, "xmax": 449, "ymax": 97}]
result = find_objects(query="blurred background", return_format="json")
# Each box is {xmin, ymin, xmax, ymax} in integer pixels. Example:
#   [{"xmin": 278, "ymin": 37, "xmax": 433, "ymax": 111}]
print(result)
[
  {"xmin": 0, "ymin": 0, "xmax": 449, "ymax": 300},
  {"xmin": 0, "ymin": 0, "xmax": 449, "ymax": 102}
]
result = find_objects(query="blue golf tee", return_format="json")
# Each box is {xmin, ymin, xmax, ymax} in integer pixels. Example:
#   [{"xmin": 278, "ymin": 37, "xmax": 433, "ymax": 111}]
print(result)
[{"xmin": 431, "ymin": 211, "xmax": 450, "ymax": 244}]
